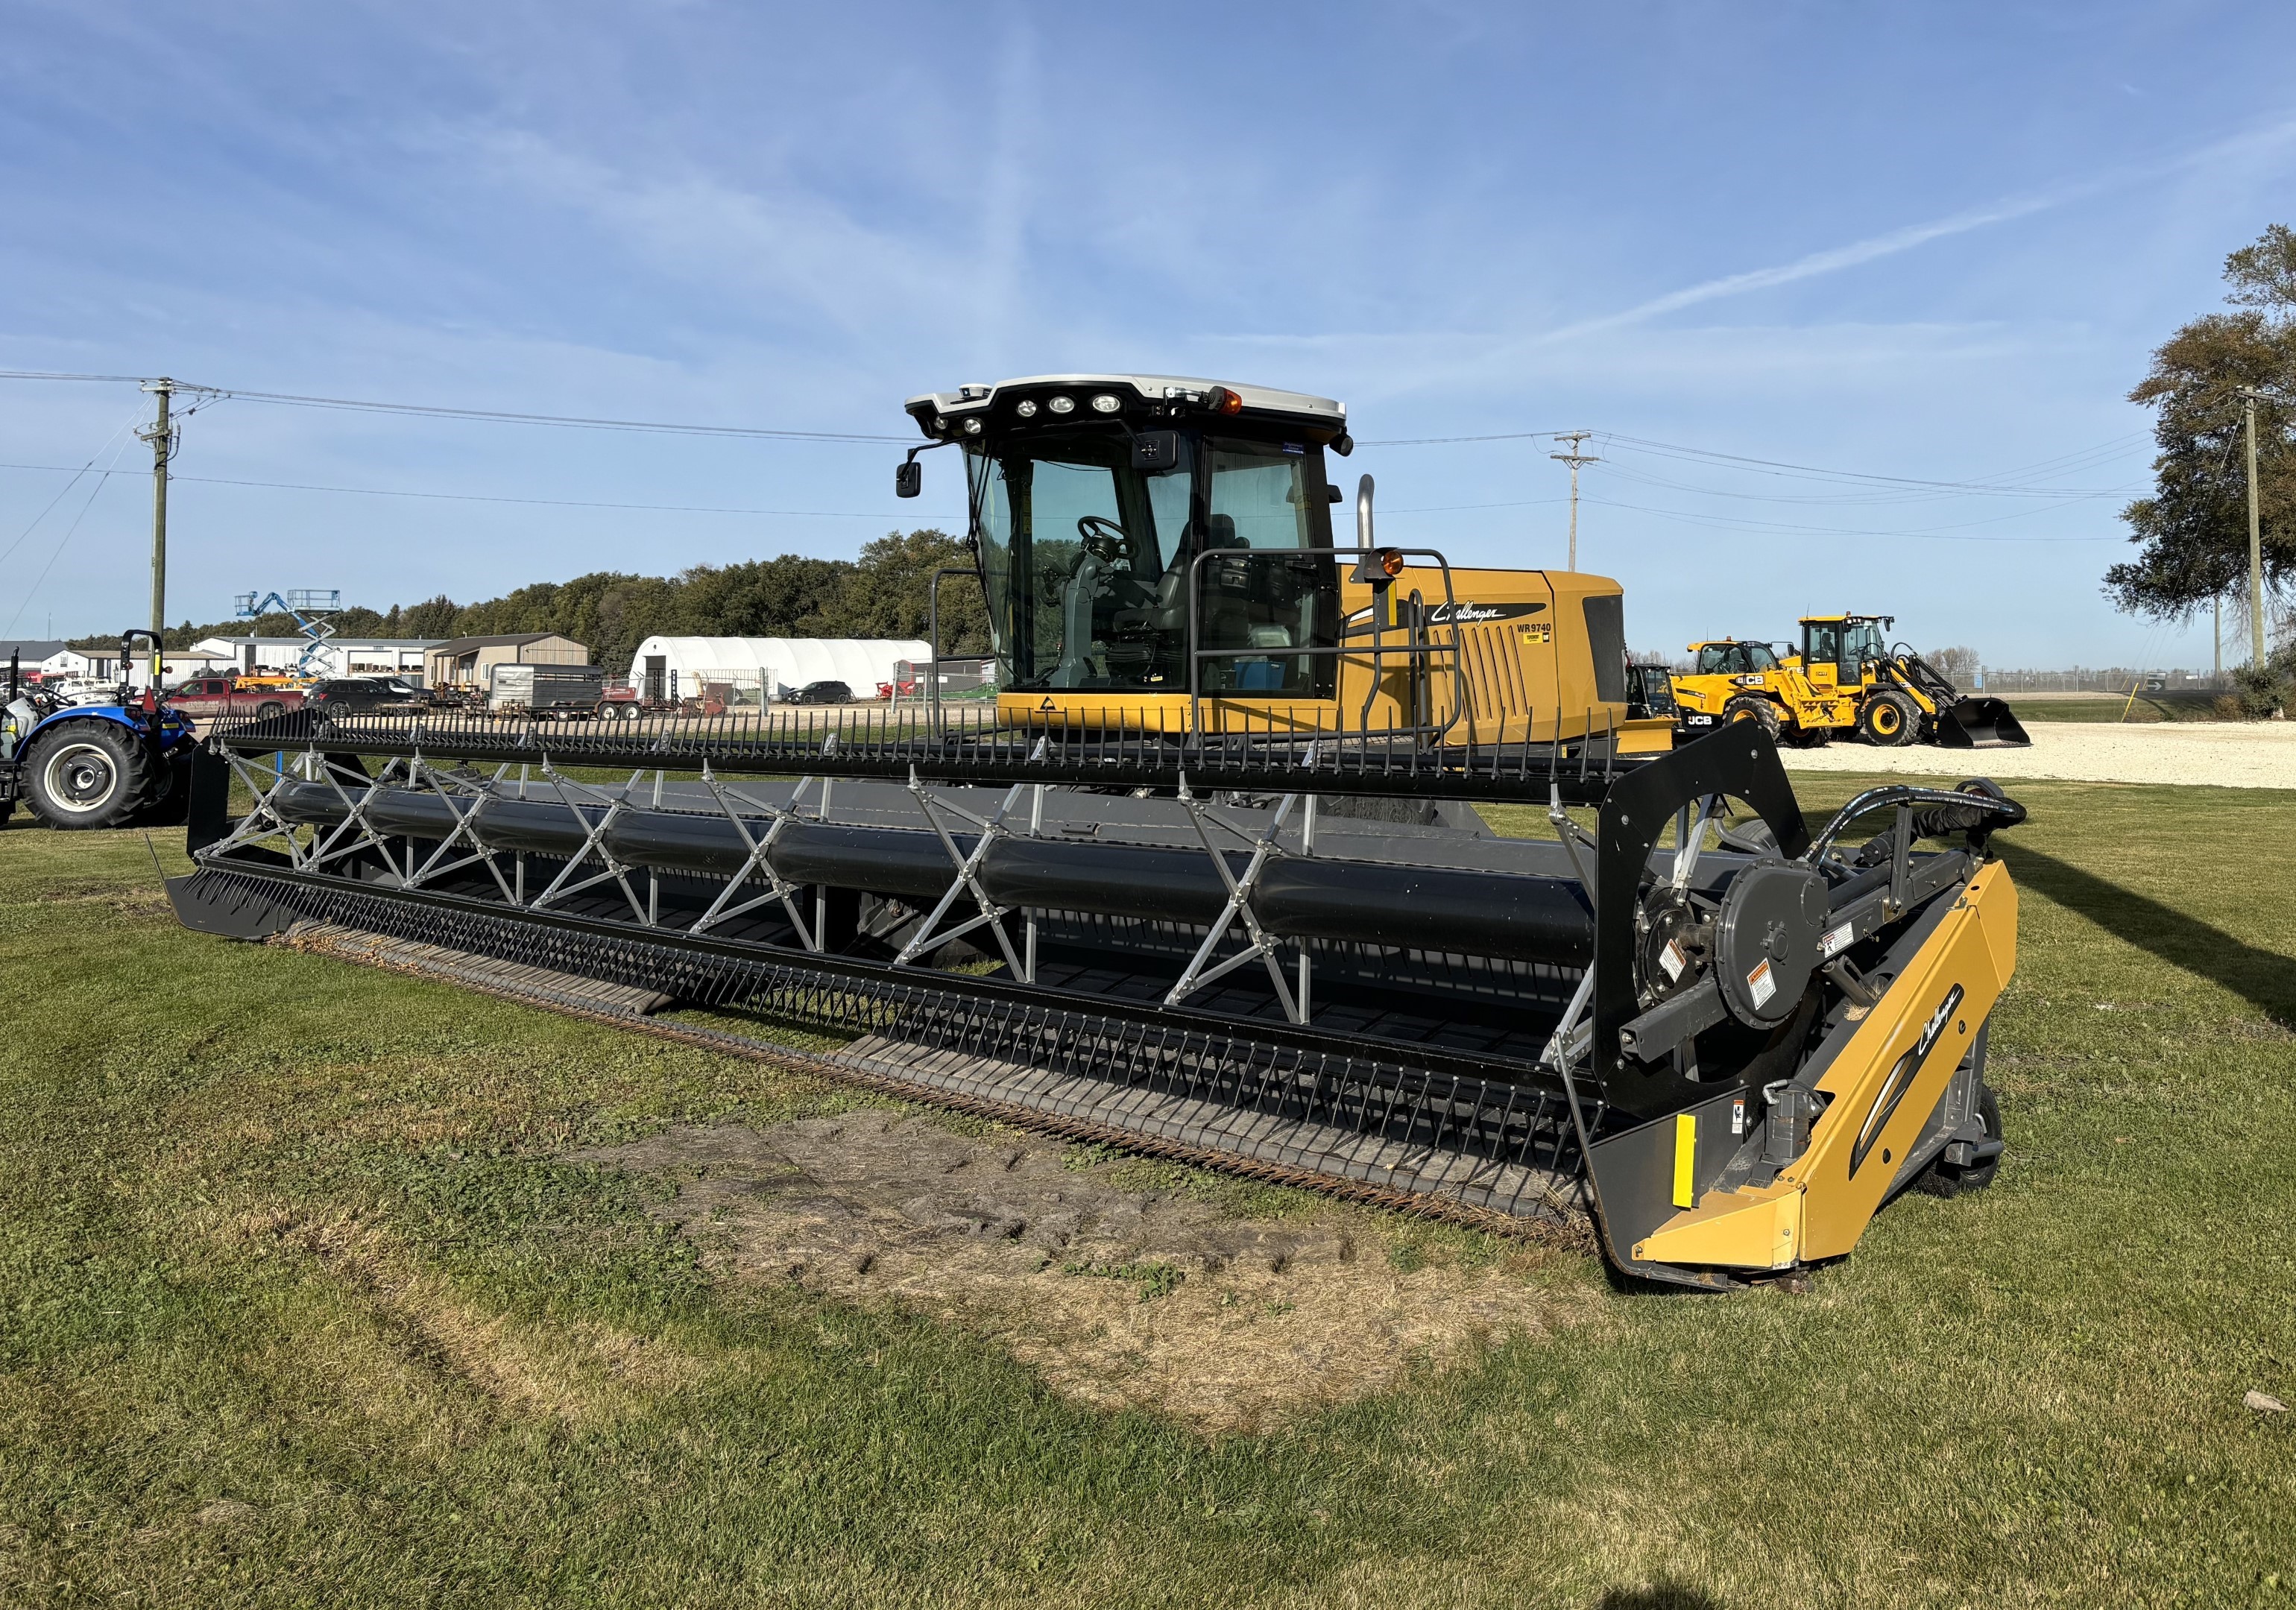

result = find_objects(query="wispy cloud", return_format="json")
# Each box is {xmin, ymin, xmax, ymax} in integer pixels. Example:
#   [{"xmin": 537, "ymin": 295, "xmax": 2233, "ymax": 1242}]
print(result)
[
  {"xmin": 1534, "ymin": 112, "xmax": 2296, "ymax": 346},
  {"xmin": 1534, "ymin": 199, "xmax": 2061, "ymax": 344}
]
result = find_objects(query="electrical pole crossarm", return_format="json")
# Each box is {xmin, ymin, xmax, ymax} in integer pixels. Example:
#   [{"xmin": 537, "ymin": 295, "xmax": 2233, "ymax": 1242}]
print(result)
[{"xmin": 1550, "ymin": 431, "xmax": 1600, "ymax": 572}]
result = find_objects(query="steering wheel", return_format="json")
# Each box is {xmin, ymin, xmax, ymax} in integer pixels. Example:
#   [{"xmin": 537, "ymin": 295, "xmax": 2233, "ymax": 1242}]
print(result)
[{"xmin": 1076, "ymin": 514, "xmax": 1128, "ymax": 555}]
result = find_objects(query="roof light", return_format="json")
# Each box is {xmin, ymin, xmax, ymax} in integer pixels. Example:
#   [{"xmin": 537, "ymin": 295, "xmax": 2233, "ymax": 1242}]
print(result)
[
  {"xmin": 1091, "ymin": 393, "xmax": 1121, "ymax": 414},
  {"xmin": 933, "ymin": 417, "xmax": 948, "ymax": 432},
  {"xmin": 1047, "ymin": 394, "xmax": 1075, "ymax": 415},
  {"xmin": 1015, "ymin": 399, "xmax": 1038, "ymax": 418},
  {"xmin": 1205, "ymin": 385, "xmax": 1245, "ymax": 415},
  {"xmin": 963, "ymin": 417, "xmax": 984, "ymax": 435}
]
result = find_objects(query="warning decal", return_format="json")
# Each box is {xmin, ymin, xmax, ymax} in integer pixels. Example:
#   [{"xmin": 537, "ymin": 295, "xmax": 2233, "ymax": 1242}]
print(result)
[{"xmin": 1747, "ymin": 958, "xmax": 1776, "ymax": 1008}]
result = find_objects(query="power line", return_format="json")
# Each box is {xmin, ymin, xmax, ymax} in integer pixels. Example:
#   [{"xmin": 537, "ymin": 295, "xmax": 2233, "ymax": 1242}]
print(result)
[
  {"xmin": 3, "ymin": 429, "xmax": 141, "ymax": 638},
  {"xmin": 1598, "ymin": 430, "xmax": 2150, "ymax": 496},
  {"xmin": 1, "ymin": 369, "xmax": 2151, "ymax": 493},
  {"xmin": 0, "ymin": 368, "xmax": 912, "ymax": 443},
  {"xmin": 0, "ymin": 461, "xmax": 958, "ymax": 520},
  {"xmin": 204, "ymin": 385, "xmax": 914, "ymax": 443},
  {"xmin": 0, "ymin": 405, "xmax": 148, "ymax": 570},
  {"xmin": 1580, "ymin": 491, "xmax": 2122, "ymax": 543},
  {"xmin": 0, "ymin": 368, "xmax": 153, "ymax": 385},
  {"xmin": 1360, "ymin": 419, "xmax": 2148, "ymax": 498}
]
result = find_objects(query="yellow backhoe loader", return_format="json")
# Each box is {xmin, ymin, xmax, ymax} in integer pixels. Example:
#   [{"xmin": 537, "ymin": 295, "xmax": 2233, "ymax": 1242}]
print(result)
[{"xmin": 1674, "ymin": 615, "xmax": 2028, "ymax": 748}]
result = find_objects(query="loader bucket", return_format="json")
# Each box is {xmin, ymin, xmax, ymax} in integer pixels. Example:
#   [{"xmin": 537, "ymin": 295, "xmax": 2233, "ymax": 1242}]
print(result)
[{"xmin": 1935, "ymin": 696, "xmax": 2031, "ymax": 748}]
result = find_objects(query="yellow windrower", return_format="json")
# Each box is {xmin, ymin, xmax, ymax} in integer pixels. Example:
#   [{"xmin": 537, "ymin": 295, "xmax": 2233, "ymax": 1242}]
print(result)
[{"xmin": 160, "ymin": 373, "xmax": 2031, "ymax": 1293}]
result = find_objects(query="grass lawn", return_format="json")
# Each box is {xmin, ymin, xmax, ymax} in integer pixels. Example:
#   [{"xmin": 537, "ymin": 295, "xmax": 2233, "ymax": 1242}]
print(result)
[
  {"xmin": 2008, "ymin": 692, "xmax": 2233, "ymax": 723},
  {"xmin": 2, "ymin": 771, "xmax": 2293, "ymax": 1608}
]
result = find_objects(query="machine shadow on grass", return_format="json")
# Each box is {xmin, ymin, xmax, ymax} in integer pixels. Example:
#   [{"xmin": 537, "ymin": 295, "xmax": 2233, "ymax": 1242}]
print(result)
[
  {"xmin": 1997, "ymin": 844, "xmax": 2296, "ymax": 1027},
  {"xmin": 1597, "ymin": 1585, "xmax": 1724, "ymax": 1610},
  {"xmin": 1781, "ymin": 792, "xmax": 2295, "ymax": 1025}
]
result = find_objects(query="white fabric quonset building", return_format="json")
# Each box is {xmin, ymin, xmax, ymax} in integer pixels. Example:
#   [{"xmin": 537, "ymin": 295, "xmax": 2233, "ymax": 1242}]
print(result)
[{"xmin": 626, "ymin": 637, "xmax": 933, "ymax": 704}]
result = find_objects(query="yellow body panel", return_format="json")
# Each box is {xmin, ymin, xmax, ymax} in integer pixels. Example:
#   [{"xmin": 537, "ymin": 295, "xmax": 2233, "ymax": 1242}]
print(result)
[
  {"xmin": 1633, "ymin": 1180, "xmax": 1803, "ymax": 1270},
  {"xmin": 999, "ymin": 566, "xmax": 1649, "ymax": 746},
  {"xmin": 1633, "ymin": 862, "xmax": 2019, "ymax": 1270}
]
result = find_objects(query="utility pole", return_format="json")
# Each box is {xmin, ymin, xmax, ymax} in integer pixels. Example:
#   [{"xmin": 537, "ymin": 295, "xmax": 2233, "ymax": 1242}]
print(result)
[
  {"xmin": 1550, "ymin": 431, "xmax": 1599, "ymax": 572},
  {"xmin": 2214, "ymin": 591, "xmax": 2222, "ymax": 683},
  {"xmin": 136, "ymin": 378, "xmax": 177, "ymax": 688},
  {"xmin": 2242, "ymin": 385, "xmax": 2265, "ymax": 669}
]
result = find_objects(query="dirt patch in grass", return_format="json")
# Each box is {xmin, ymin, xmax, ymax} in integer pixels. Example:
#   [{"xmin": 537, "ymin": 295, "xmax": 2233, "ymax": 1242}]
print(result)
[
  {"xmin": 569, "ymin": 1114, "xmax": 1596, "ymax": 1432},
  {"xmin": 29, "ymin": 878, "xmax": 170, "ymax": 915}
]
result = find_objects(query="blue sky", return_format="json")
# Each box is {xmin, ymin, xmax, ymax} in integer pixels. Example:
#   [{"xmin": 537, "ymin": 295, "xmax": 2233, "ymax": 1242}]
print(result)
[{"xmin": 2, "ymin": 1, "xmax": 2292, "ymax": 667}]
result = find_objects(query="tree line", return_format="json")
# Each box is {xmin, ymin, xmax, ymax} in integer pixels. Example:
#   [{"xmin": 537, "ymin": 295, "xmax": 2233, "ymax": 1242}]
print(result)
[{"xmin": 101, "ymin": 529, "xmax": 991, "ymax": 674}]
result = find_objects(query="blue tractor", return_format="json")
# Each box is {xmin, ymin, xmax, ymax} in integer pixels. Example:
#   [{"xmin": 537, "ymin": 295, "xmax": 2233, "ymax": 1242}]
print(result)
[{"xmin": 1, "ymin": 630, "xmax": 198, "ymax": 830}]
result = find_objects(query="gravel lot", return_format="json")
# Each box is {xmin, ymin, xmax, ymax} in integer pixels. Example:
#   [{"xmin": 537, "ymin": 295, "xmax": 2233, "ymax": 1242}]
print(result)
[{"xmin": 1778, "ymin": 719, "xmax": 2296, "ymax": 789}]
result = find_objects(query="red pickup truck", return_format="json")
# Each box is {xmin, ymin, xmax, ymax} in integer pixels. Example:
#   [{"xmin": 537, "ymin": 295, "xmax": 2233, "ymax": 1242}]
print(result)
[{"xmin": 165, "ymin": 677, "xmax": 308, "ymax": 722}]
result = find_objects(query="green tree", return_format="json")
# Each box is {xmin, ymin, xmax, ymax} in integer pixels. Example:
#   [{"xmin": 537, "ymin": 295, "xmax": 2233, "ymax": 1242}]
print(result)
[
  {"xmin": 827, "ymin": 529, "xmax": 988, "ymax": 653},
  {"xmin": 400, "ymin": 595, "xmax": 463, "ymax": 638},
  {"xmin": 2107, "ymin": 224, "xmax": 2296, "ymax": 621}
]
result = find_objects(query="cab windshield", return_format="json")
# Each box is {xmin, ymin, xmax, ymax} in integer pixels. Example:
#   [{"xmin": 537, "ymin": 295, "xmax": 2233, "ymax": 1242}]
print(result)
[
  {"xmin": 1694, "ymin": 642, "xmax": 1779, "ymax": 675},
  {"xmin": 1805, "ymin": 619, "xmax": 1888, "ymax": 675},
  {"xmin": 969, "ymin": 432, "xmax": 1336, "ymax": 695}
]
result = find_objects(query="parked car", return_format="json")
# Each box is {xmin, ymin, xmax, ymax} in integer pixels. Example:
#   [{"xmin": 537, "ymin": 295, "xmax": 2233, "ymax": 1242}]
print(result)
[
  {"xmin": 49, "ymin": 677, "xmax": 118, "ymax": 706},
  {"xmin": 791, "ymin": 680, "xmax": 854, "ymax": 706},
  {"xmin": 306, "ymin": 677, "xmax": 426, "ymax": 713},
  {"xmin": 161, "ymin": 675, "xmax": 307, "ymax": 722}
]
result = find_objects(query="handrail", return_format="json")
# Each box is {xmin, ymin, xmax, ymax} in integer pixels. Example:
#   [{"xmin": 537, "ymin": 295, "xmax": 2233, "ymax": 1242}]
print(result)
[
  {"xmin": 925, "ymin": 564, "xmax": 987, "ymax": 739},
  {"xmin": 1181, "ymin": 544, "xmax": 1470, "ymax": 746}
]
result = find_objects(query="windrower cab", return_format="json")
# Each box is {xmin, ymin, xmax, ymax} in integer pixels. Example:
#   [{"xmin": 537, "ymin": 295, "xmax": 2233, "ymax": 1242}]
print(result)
[{"xmin": 900, "ymin": 373, "xmax": 1668, "ymax": 752}]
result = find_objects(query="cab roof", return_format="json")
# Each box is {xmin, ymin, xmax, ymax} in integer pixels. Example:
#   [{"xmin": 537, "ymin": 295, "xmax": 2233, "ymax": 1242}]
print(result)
[{"xmin": 903, "ymin": 373, "xmax": 1346, "ymax": 442}]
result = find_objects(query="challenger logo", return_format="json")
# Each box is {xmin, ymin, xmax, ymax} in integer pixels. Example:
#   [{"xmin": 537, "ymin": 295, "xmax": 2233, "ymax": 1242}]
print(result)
[
  {"xmin": 1343, "ymin": 601, "xmax": 1545, "ymax": 637},
  {"xmin": 1849, "ymin": 983, "xmax": 1964, "ymax": 1178}
]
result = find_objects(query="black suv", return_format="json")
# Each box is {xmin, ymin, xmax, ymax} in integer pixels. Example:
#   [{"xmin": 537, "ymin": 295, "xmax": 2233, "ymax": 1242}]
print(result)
[
  {"xmin": 306, "ymin": 677, "xmax": 426, "ymax": 713},
  {"xmin": 789, "ymin": 680, "xmax": 854, "ymax": 706}
]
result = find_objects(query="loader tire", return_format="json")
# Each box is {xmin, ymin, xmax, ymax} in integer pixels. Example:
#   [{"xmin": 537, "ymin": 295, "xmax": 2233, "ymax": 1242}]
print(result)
[
  {"xmin": 144, "ymin": 751, "xmax": 193, "ymax": 826},
  {"xmin": 1917, "ymin": 1084, "xmax": 2002, "ymax": 1199},
  {"xmin": 1789, "ymin": 722, "xmax": 1835, "ymax": 748},
  {"xmin": 1858, "ymin": 690, "xmax": 1917, "ymax": 746},
  {"xmin": 1723, "ymin": 696, "xmax": 1780, "ymax": 739},
  {"xmin": 23, "ymin": 720, "xmax": 156, "ymax": 830}
]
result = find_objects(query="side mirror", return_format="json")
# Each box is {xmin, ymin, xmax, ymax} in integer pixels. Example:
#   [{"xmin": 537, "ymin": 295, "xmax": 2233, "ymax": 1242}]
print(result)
[
  {"xmin": 895, "ymin": 459, "xmax": 922, "ymax": 499},
  {"xmin": 1130, "ymin": 430, "xmax": 1182, "ymax": 473}
]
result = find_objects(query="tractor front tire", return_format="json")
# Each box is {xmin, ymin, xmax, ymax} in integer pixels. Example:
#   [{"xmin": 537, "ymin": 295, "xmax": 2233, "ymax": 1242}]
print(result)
[
  {"xmin": 23, "ymin": 721, "xmax": 156, "ymax": 830},
  {"xmin": 1859, "ymin": 690, "xmax": 1918, "ymax": 746},
  {"xmin": 1723, "ymin": 696, "xmax": 1781, "ymax": 739}
]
